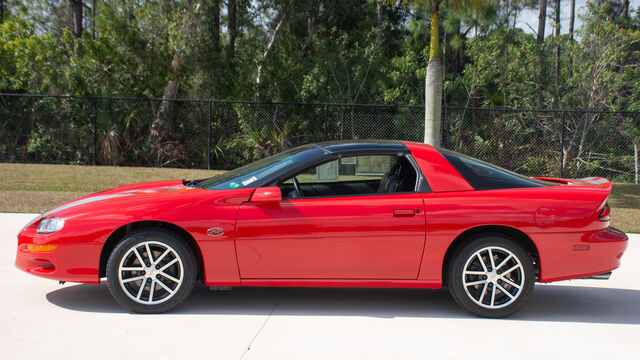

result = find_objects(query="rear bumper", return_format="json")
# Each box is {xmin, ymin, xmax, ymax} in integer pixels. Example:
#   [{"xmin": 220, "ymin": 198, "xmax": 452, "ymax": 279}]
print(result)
[{"xmin": 536, "ymin": 227, "xmax": 628, "ymax": 283}]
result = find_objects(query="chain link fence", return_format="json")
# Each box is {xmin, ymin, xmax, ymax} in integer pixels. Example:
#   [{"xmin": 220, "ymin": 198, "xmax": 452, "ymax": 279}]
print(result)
[{"xmin": 1, "ymin": 94, "xmax": 638, "ymax": 182}]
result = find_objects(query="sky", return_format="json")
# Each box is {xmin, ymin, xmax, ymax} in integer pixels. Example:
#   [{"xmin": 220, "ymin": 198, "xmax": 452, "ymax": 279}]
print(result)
[{"xmin": 516, "ymin": 0, "xmax": 639, "ymax": 37}]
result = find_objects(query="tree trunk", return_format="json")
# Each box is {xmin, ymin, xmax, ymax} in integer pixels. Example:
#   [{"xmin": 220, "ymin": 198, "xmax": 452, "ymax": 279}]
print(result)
[
  {"xmin": 226, "ymin": 0, "xmax": 237, "ymax": 60},
  {"xmin": 70, "ymin": 0, "xmax": 83, "ymax": 38},
  {"xmin": 623, "ymin": 0, "xmax": 630, "ymax": 21},
  {"xmin": 634, "ymin": 139, "xmax": 638, "ymax": 184},
  {"xmin": 91, "ymin": 0, "xmax": 96, "ymax": 39},
  {"xmin": 554, "ymin": 0, "xmax": 560, "ymax": 104},
  {"xmin": 0, "ymin": 0, "xmax": 5, "ymax": 23},
  {"xmin": 210, "ymin": 0, "xmax": 220, "ymax": 52},
  {"xmin": 569, "ymin": 0, "xmax": 575, "ymax": 41},
  {"xmin": 256, "ymin": 19, "xmax": 283, "ymax": 87},
  {"xmin": 376, "ymin": 0, "xmax": 383, "ymax": 46},
  {"xmin": 537, "ymin": 0, "xmax": 547, "ymax": 44},
  {"xmin": 151, "ymin": 54, "xmax": 181, "ymax": 165},
  {"xmin": 424, "ymin": 1, "xmax": 442, "ymax": 146}
]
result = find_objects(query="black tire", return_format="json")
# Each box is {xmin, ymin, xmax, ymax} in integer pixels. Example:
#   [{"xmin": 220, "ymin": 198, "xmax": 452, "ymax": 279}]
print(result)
[
  {"xmin": 106, "ymin": 229, "xmax": 196, "ymax": 313},
  {"xmin": 447, "ymin": 234, "xmax": 535, "ymax": 318}
]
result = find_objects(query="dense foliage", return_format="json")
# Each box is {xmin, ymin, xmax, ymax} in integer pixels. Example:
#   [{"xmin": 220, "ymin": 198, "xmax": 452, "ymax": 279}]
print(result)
[
  {"xmin": 1, "ymin": 1, "xmax": 636, "ymax": 107},
  {"xmin": 0, "ymin": 1, "xmax": 639, "ymax": 180}
]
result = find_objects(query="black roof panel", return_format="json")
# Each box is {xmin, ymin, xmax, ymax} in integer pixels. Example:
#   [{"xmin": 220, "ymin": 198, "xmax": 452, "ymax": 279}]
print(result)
[{"xmin": 316, "ymin": 140, "xmax": 407, "ymax": 154}]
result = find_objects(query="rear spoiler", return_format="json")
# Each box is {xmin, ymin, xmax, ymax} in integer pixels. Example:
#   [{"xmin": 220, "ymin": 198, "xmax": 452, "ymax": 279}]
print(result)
[{"xmin": 532, "ymin": 176, "xmax": 612, "ymax": 191}]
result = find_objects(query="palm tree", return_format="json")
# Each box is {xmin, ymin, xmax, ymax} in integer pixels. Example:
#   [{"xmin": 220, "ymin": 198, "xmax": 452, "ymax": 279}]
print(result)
[{"xmin": 389, "ymin": 0, "xmax": 498, "ymax": 146}]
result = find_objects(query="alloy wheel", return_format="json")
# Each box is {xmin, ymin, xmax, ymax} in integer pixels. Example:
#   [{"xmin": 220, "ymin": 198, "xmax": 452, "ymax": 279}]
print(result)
[{"xmin": 117, "ymin": 241, "xmax": 184, "ymax": 305}]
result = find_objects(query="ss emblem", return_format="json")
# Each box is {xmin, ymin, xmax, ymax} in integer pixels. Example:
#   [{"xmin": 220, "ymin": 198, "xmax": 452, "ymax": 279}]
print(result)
[{"xmin": 207, "ymin": 227, "xmax": 224, "ymax": 236}]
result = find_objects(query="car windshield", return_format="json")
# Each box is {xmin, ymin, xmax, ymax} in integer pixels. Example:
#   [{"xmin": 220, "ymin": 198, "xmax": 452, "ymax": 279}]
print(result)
[{"xmin": 193, "ymin": 145, "xmax": 323, "ymax": 190}]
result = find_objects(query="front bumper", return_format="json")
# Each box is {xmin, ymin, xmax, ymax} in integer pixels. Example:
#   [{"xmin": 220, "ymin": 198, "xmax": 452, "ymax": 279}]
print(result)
[
  {"xmin": 536, "ymin": 227, "xmax": 628, "ymax": 283},
  {"xmin": 15, "ymin": 230, "xmax": 101, "ymax": 284}
]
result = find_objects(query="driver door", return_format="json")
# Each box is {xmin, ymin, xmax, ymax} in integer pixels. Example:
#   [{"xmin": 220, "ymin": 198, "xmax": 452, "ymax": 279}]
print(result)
[{"xmin": 234, "ymin": 154, "xmax": 426, "ymax": 279}]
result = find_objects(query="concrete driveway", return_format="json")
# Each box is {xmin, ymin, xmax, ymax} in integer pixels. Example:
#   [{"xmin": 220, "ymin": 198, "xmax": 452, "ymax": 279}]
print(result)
[{"xmin": 1, "ymin": 213, "xmax": 639, "ymax": 360}]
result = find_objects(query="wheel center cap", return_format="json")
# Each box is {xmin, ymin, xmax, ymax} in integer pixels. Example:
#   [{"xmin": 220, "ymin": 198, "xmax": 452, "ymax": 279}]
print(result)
[
  {"xmin": 487, "ymin": 271, "xmax": 498, "ymax": 283},
  {"xmin": 145, "ymin": 267, "xmax": 157, "ymax": 278}
]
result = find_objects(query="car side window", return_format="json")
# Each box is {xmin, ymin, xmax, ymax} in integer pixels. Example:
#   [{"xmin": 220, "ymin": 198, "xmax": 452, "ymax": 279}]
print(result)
[{"xmin": 281, "ymin": 154, "xmax": 417, "ymax": 198}]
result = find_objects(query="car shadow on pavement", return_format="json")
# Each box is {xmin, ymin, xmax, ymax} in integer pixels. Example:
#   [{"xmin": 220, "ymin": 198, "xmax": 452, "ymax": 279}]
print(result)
[{"xmin": 45, "ymin": 282, "xmax": 640, "ymax": 324}]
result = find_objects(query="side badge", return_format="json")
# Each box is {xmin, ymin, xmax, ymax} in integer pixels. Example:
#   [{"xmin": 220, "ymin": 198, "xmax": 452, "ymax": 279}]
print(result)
[{"xmin": 207, "ymin": 227, "xmax": 224, "ymax": 237}]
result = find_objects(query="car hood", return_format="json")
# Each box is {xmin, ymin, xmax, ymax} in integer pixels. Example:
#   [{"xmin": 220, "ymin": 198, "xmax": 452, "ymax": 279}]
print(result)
[{"xmin": 40, "ymin": 180, "xmax": 200, "ymax": 218}]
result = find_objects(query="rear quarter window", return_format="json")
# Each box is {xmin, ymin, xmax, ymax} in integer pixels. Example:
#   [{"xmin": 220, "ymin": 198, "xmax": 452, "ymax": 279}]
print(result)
[{"xmin": 439, "ymin": 149, "xmax": 551, "ymax": 190}]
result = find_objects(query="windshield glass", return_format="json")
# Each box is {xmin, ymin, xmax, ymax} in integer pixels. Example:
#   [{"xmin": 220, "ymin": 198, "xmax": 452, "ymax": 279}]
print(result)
[{"xmin": 194, "ymin": 145, "xmax": 322, "ymax": 190}]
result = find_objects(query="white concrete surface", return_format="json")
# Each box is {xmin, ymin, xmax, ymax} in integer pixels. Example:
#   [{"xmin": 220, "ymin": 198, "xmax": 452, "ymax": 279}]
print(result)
[{"xmin": 1, "ymin": 212, "xmax": 639, "ymax": 360}]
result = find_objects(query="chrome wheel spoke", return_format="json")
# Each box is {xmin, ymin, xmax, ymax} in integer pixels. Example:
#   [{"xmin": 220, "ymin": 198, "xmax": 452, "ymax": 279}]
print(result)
[
  {"xmin": 495, "ymin": 255, "xmax": 512, "ymax": 271},
  {"xmin": 464, "ymin": 270, "xmax": 485, "ymax": 276},
  {"xmin": 159, "ymin": 258, "xmax": 179, "ymax": 272},
  {"xmin": 490, "ymin": 285, "xmax": 496, "ymax": 306},
  {"xmin": 465, "ymin": 280, "xmax": 486, "ymax": 287},
  {"xmin": 488, "ymin": 249, "xmax": 496, "ymax": 270},
  {"xmin": 133, "ymin": 248, "xmax": 146, "ymax": 266},
  {"xmin": 159, "ymin": 271, "xmax": 180, "ymax": 283},
  {"xmin": 496, "ymin": 284, "xmax": 515, "ymax": 299},
  {"xmin": 145, "ymin": 243, "xmax": 154, "ymax": 263},
  {"xmin": 148, "ymin": 279, "xmax": 155, "ymax": 303},
  {"xmin": 478, "ymin": 283, "xmax": 488, "ymax": 304},
  {"xmin": 122, "ymin": 275, "xmax": 145, "ymax": 283},
  {"xmin": 476, "ymin": 253, "xmax": 488, "ymax": 272},
  {"xmin": 155, "ymin": 249, "xmax": 171, "ymax": 265},
  {"xmin": 136, "ymin": 278, "xmax": 146, "ymax": 300},
  {"xmin": 500, "ymin": 276, "xmax": 521, "ymax": 289},
  {"xmin": 156, "ymin": 279, "xmax": 175, "ymax": 294},
  {"xmin": 121, "ymin": 266, "xmax": 144, "ymax": 271},
  {"xmin": 501, "ymin": 264, "xmax": 521, "ymax": 276}
]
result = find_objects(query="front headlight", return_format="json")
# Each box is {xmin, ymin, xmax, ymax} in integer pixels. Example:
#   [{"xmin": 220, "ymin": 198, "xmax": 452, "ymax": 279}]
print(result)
[{"xmin": 37, "ymin": 217, "xmax": 65, "ymax": 234}]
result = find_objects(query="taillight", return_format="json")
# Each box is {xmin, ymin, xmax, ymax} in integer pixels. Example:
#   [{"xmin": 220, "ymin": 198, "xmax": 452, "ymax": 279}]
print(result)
[{"xmin": 599, "ymin": 202, "xmax": 610, "ymax": 222}]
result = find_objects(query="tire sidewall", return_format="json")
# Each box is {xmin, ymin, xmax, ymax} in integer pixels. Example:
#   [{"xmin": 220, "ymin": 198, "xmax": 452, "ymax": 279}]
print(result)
[
  {"xmin": 447, "ymin": 235, "xmax": 535, "ymax": 318},
  {"xmin": 106, "ymin": 229, "xmax": 197, "ymax": 313}
]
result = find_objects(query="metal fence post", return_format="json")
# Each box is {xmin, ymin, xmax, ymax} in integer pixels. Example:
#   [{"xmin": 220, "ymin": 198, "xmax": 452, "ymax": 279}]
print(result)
[
  {"xmin": 560, "ymin": 110, "xmax": 565, "ymax": 178},
  {"xmin": 208, "ymin": 101, "xmax": 212, "ymax": 170},
  {"xmin": 93, "ymin": 98, "xmax": 97, "ymax": 166},
  {"xmin": 323, "ymin": 104, "xmax": 328, "ymax": 141}
]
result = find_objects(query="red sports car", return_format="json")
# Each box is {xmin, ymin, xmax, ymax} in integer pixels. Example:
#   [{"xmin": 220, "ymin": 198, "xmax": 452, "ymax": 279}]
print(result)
[{"xmin": 16, "ymin": 141, "xmax": 628, "ymax": 317}]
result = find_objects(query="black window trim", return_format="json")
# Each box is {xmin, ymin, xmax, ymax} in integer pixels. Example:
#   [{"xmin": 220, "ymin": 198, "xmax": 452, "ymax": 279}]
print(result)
[{"xmin": 270, "ymin": 150, "xmax": 431, "ymax": 199}]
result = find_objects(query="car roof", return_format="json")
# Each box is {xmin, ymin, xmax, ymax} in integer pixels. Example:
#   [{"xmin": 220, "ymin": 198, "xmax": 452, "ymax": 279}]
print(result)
[{"xmin": 315, "ymin": 140, "xmax": 408, "ymax": 154}]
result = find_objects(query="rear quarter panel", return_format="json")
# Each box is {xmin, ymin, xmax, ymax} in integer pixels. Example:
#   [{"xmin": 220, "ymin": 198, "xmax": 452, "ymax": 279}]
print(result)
[{"xmin": 418, "ymin": 186, "xmax": 613, "ymax": 284}]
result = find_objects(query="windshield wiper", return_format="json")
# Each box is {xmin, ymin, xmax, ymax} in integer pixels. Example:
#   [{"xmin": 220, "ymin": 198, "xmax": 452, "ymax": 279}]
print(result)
[{"xmin": 184, "ymin": 179, "xmax": 201, "ymax": 188}]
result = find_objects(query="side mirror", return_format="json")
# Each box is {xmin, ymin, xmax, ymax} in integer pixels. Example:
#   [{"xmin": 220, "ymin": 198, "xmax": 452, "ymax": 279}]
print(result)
[{"xmin": 250, "ymin": 187, "xmax": 282, "ymax": 203}]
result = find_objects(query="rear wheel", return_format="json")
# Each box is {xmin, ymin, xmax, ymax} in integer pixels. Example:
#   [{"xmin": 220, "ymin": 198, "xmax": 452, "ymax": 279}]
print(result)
[
  {"xmin": 106, "ymin": 229, "xmax": 196, "ymax": 313},
  {"xmin": 447, "ymin": 235, "xmax": 535, "ymax": 317}
]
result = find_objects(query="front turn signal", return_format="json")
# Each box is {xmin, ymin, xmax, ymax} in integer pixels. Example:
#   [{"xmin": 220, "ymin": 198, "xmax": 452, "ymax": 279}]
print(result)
[{"xmin": 26, "ymin": 244, "xmax": 57, "ymax": 252}]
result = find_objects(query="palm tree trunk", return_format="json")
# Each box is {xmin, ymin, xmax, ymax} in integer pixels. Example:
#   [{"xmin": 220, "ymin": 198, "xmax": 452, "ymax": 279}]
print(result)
[
  {"xmin": 537, "ymin": 0, "xmax": 547, "ymax": 44},
  {"xmin": 424, "ymin": 1, "xmax": 442, "ymax": 146},
  {"xmin": 151, "ymin": 54, "xmax": 181, "ymax": 165}
]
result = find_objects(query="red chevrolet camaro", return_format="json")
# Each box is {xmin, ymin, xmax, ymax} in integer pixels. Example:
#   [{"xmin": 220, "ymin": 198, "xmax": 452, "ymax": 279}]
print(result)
[{"xmin": 16, "ymin": 141, "xmax": 628, "ymax": 317}]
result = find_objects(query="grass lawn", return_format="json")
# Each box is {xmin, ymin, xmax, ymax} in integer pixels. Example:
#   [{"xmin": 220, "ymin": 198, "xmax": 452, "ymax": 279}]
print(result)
[{"xmin": 1, "ymin": 163, "xmax": 638, "ymax": 232}]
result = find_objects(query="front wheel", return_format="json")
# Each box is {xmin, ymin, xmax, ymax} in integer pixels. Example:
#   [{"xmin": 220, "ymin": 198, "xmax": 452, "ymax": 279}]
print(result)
[
  {"xmin": 447, "ymin": 235, "xmax": 535, "ymax": 318},
  {"xmin": 106, "ymin": 229, "xmax": 196, "ymax": 313}
]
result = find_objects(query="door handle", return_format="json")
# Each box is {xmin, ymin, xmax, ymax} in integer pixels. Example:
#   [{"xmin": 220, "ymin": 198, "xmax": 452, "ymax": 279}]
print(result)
[{"xmin": 393, "ymin": 209, "xmax": 416, "ymax": 217}]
